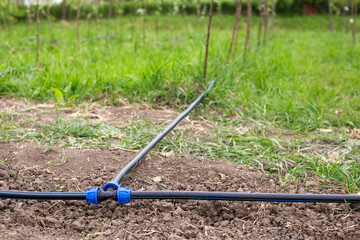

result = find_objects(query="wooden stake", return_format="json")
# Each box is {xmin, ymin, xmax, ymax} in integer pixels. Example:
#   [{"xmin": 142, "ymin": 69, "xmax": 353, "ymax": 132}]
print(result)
[
  {"xmin": 244, "ymin": 0, "xmax": 252, "ymax": 62},
  {"xmin": 47, "ymin": 0, "xmax": 51, "ymax": 29},
  {"xmin": 203, "ymin": 0, "xmax": 214, "ymax": 80},
  {"xmin": 227, "ymin": 0, "xmax": 242, "ymax": 62},
  {"xmin": 257, "ymin": 0, "xmax": 263, "ymax": 48},
  {"xmin": 36, "ymin": 0, "xmax": 40, "ymax": 65},
  {"xmin": 270, "ymin": 0, "xmax": 275, "ymax": 38},
  {"xmin": 76, "ymin": 0, "xmax": 80, "ymax": 52},
  {"xmin": 263, "ymin": 0, "xmax": 269, "ymax": 45},
  {"xmin": 143, "ymin": 0, "xmax": 147, "ymax": 43},
  {"xmin": 351, "ymin": 0, "xmax": 356, "ymax": 44},
  {"xmin": 354, "ymin": 0, "xmax": 358, "ymax": 44},
  {"xmin": 1, "ymin": 3, "xmax": 7, "ymax": 32},
  {"xmin": 107, "ymin": 0, "xmax": 113, "ymax": 46},
  {"xmin": 167, "ymin": 3, "xmax": 172, "ymax": 37},
  {"xmin": 233, "ymin": 0, "xmax": 243, "ymax": 59},
  {"xmin": 329, "ymin": 0, "xmax": 334, "ymax": 32}
]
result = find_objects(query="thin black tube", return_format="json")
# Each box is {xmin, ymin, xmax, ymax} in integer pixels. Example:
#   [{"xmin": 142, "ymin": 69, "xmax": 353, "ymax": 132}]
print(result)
[
  {"xmin": 2, "ymin": 189, "xmax": 360, "ymax": 203},
  {"xmin": 112, "ymin": 79, "xmax": 217, "ymax": 185},
  {"xmin": 131, "ymin": 191, "xmax": 360, "ymax": 203},
  {"xmin": 0, "ymin": 191, "xmax": 86, "ymax": 200}
]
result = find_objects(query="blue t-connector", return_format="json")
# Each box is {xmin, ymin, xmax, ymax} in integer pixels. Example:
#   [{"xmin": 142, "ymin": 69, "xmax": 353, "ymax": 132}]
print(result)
[
  {"xmin": 86, "ymin": 187, "xmax": 100, "ymax": 205},
  {"xmin": 118, "ymin": 187, "xmax": 131, "ymax": 204},
  {"xmin": 103, "ymin": 181, "xmax": 120, "ymax": 191},
  {"xmin": 86, "ymin": 186, "xmax": 131, "ymax": 205}
]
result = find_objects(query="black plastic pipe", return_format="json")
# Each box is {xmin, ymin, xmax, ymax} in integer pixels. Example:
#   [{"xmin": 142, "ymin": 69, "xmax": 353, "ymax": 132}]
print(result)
[
  {"xmin": 0, "ymin": 190, "xmax": 86, "ymax": 200},
  {"xmin": 110, "ymin": 79, "xmax": 217, "ymax": 187},
  {"xmin": 2, "ymin": 189, "xmax": 360, "ymax": 204},
  {"xmin": 130, "ymin": 191, "xmax": 360, "ymax": 203}
]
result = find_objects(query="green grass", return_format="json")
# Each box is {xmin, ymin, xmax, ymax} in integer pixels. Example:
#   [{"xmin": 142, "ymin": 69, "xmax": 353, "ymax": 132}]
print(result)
[
  {"xmin": 0, "ymin": 15, "xmax": 359, "ymax": 130},
  {"xmin": 1, "ymin": 111, "xmax": 359, "ymax": 192}
]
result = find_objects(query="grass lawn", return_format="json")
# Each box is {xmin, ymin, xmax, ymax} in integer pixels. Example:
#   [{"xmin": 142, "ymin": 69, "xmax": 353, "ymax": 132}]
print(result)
[{"xmin": 0, "ymin": 15, "xmax": 360, "ymax": 191}]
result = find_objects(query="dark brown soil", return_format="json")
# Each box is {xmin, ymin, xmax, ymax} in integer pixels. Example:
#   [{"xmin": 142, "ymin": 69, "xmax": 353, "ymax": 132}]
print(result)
[{"xmin": 1, "ymin": 141, "xmax": 360, "ymax": 239}]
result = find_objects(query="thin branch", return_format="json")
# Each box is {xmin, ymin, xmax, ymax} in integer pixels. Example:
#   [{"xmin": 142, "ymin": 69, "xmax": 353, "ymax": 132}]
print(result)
[
  {"xmin": 76, "ymin": 0, "xmax": 81, "ymax": 52},
  {"xmin": 107, "ymin": 0, "xmax": 113, "ymax": 46},
  {"xmin": 263, "ymin": 0, "xmax": 269, "ymax": 45},
  {"xmin": 203, "ymin": 0, "xmax": 215, "ymax": 80},
  {"xmin": 329, "ymin": 0, "xmax": 334, "ymax": 32},
  {"xmin": 244, "ymin": 0, "xmax": 252, "ymax": 62},
  {"xmin": 227, "ymin": 0, "xmax": 242, "ymax": 62},
  {"xmin": 36, "ymin": 0, "xmax": 40, "ymax": 65},
  {"xmin": 257, "ymin": 0, "xmax": 263, "ymax": 48},
  {"xmin": 270, "ymin": 0, "xmax": 275, "ymax": 38}
]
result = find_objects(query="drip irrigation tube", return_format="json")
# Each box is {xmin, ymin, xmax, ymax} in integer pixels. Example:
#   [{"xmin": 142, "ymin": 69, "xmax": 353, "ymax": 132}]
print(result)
[
  {"xmin": 106, "ymin": 79, "xmax": 217, "ymax": 190},
  {"xmin": 0, "ymin": 190, "xmax": 86, "ymax": 200},
  {"xmin": 130, "ymin": 191, "xmax": 360, "ymax": 203},
  {"xmin": 2, "ymin": 189, "xmax": 360, "ymax": 204}
]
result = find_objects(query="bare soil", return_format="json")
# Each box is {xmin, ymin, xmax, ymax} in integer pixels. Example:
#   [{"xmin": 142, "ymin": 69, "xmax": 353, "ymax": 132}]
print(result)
[
  {"xmin": 0, "ymin": 97, "xmax": 179, "ymax": 126},
  {"xmin": 1, "ymin": 141, "xmax": 360, "ymax": 240}
]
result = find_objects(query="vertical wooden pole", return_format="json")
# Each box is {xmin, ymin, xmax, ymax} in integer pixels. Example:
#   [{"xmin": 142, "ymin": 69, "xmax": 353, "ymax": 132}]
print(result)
[
  {"xmin": 143, "ymin": 0, "xmax": 147, "ymax": 43},
  {"xmin": 227, "ymin": 0, "xmax": 242, "ymax": 62},
  {"xmin": 1, "ymin": 3, "xmax": 7, "ymax": 32},
  {"xmin": 76, "ymin": 0, "xmax": 81, "ymax": 52},
  {"xmin": 257, "ymin": 0, "xmax": 263, "ymax": 48},
  {"xmin": 203, "ymin": 0, "xmax": 214, "ymax": 80},
  {"xmin": 263, "ymin": 0, "xmax": 269, "ymax": 45},
  {"xmin": 36, "ymin": 0, "xmax": 40, "ymax": 65},
  {"xmin": 107, "ymin": 0, "xmax": 112, "ymax": 46},
  {"xmin": 47, "ymin": 0, "xmax": 51, "ymax": 28},
  {"xmin": 270, "ymin": 0, "xmax": 275, "ymax": 38},
  {"xmin": 329, "ymin": 0, "xmax": 334, "ymax": 32},
  {"xmin": 351, "ymin": 0, "xmax": 356, "ymax": 44},
  {"xmin": 244, "ymin": 0, "xmax": 252, "ymax": 62},
  {"xmin": 233, "ymin": 0, "xmax": 243, "ymax": 59}
]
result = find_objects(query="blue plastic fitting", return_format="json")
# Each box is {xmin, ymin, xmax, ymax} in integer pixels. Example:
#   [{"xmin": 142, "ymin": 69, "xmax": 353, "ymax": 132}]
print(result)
[
  {"xmin": 86, "ymin": 187, "xmax": 100, "ymax": 205},
  {"xmin": 103, "ymin": 181, "xmax": 120, "ymax": 191},
  {"xmin": 117, "ymin": 187, "xmax": 131, "ymax": 204}
]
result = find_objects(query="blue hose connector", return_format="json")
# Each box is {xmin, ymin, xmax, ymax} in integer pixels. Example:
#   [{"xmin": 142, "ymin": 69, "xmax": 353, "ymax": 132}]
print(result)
[
  {"xmin": 86, "ymin": 187, "xmax": 100, "ymax": 205},
  {"xmin": 117, "ymin": 187, "xmax": 131, "ymax": 205},
  {"xmin": 103, "ymin": 181, "xmax": 120, "ymax": 191}
]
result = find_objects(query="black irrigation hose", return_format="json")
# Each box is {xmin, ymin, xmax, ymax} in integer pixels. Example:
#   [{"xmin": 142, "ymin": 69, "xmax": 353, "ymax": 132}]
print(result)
[
  {"xmin": 2, "ymin": 189, "xmax": 360, "ymax": 204},
  {"xmin": 0, "ymin": 191, "xmax": 86, "ymax": 200},
  {"xmin": 109, "ymin": 79, "xmax": 217, "ymax": 188},
  {"xmin": 130, "ymin": 191, "xmax": 360, "ymax": 203}
]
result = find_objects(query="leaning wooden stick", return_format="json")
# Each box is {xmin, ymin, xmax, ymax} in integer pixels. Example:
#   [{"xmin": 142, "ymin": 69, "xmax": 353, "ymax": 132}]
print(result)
[
  {"xmin": 203, "ymin": 0, "xmax": 215, "ymax": 80},
  {"xmin": 227, "ymin": 0, "xmax": 242, "ymax": 62},
  {"xmin": 244, "ymin": 0, "xmax": 252, "ymax": 62}
]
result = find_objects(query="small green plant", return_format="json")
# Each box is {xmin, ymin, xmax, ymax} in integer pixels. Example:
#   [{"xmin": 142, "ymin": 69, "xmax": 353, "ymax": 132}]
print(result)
[
  {"xmin": 52, "ymin": 88, "xmax": 79, "ymax": 108},
  {"xmin": 55, "ymin": 184, "xmax": 66, "ymax": 192},
  {"xmin": 10, "ymin": 169, "xmax": 17, "ymax": 180}
]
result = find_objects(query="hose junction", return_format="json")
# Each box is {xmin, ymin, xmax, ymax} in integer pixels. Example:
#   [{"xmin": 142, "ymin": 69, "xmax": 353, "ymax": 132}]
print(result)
[{"xmin": 1, "ymin": 78, "xmax": 360, "ymax": 205}]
